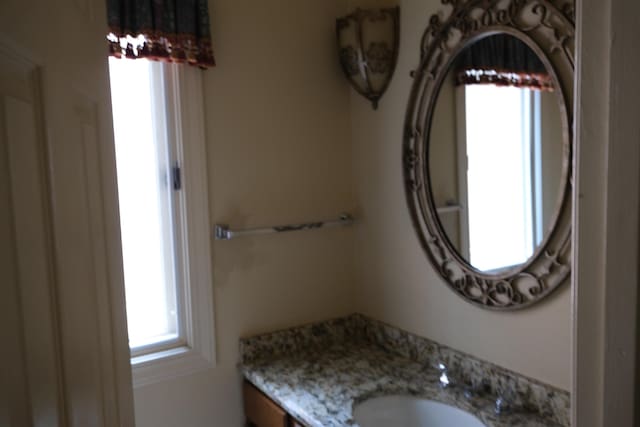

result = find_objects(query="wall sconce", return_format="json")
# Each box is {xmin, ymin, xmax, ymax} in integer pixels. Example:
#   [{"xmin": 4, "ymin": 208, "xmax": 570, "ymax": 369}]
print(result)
[{"xmin": 336, "ymin": 7, "xmax": 399, "ymax": 110}]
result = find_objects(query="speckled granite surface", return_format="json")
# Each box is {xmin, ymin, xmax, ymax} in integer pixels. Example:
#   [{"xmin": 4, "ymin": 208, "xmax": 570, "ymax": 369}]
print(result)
[{"xmin": 240, "ymin": 314, "xmax": 570, "ymax": 427}]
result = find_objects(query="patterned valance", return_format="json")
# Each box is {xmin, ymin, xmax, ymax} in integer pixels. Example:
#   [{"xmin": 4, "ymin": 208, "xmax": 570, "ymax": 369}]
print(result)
[
  {"xmin": 107, "ymin": 0, "xmax": 215, "ymax": 68},
  {"xmin": 454, "ymin": 34, "xmax": 553, "ymax": 91}
]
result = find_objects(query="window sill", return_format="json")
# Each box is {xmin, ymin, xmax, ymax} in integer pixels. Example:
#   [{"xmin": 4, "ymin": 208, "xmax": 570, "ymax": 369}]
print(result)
[{"xmin": 131, "ymin": 343, "xmax": 213, "ymax": 388}]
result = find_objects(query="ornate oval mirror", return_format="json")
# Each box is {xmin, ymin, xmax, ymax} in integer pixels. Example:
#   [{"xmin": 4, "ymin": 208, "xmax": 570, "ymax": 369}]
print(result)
[{"xmin": 404, "ymin": 0, "xmax": 575, "ymax": 309}]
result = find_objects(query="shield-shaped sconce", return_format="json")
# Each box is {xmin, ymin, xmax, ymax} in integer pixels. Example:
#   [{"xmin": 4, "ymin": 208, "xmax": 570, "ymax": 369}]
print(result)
[{"xmin": 336, "ymin": 7, "xmax": 399, "ymax": 109}]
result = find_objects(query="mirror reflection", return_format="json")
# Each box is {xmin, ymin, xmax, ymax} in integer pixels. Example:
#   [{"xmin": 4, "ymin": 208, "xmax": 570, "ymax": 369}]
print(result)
[{"xmin": 429, "ymin": 34, "xmax": 564, "ymax": 274}]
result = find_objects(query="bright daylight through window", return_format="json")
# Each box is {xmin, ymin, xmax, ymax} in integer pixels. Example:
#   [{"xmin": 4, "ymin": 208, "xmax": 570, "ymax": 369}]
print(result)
[
  {"xmin": 464, "ymin": 84, "xmax": 542, "ymax": 272},
  {"xmin": 109, "ymin": 57, "xmax": 185, "ymax": 355}
]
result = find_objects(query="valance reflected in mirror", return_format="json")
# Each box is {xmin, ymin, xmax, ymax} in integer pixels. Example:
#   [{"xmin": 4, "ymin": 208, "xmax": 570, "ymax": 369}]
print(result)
[{"xmin": 429, "ymin": 34, "xmax": 564, "ymax": 274}]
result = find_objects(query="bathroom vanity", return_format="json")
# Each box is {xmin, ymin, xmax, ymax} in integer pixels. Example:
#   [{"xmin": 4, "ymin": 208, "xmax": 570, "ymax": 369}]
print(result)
[
  {"xmin": 244, "ymin": 381, "xmax": 303, "ymax": 427},
  {"xmin": 240, "ymin": 315, "xmax": 569, "ymax": 427}
]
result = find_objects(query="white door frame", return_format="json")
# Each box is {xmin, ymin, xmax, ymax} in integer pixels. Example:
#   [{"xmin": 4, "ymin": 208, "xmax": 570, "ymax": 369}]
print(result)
[
  {"xmin": 0, "ymin": 1, "xmax": 135, "ymax": 424},
  {"xmin": 572, "ymin": 0, "xmax": 640, "ymax": 426}
]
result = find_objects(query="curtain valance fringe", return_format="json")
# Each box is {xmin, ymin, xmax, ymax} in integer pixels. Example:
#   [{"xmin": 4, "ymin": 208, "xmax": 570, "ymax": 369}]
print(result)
[{"xmin": 106, "ymin": 0, "xmax": 215, "ymax": 69}]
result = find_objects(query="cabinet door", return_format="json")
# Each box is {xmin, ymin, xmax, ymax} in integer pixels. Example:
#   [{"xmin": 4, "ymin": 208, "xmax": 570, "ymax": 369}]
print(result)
[{"xmin": 243, "ymin": 381, "xmax": 288, "ymax": 427}]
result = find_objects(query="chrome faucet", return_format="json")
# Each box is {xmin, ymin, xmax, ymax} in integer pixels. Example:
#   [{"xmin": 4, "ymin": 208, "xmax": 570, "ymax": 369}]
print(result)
[
  {"xmin": 462, "ymin": 377, "xmax": 490, "ymax": 400},
  {"xmin": 494, "ymin": 387, "xmax": 516, "ymax": 415},
  {"xmin": 433, "ymin": 362, "xmax": 494, "ymax": 403},
  {"xmin": 434, "ymin": 362, "xmax": 453, "ymax": 388}
]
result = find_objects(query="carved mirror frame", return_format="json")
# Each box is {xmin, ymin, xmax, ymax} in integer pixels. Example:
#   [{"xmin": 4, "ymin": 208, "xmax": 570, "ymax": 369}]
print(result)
[{"xmin": 403, "ymin": 0, "xmax": 575, "ymax": 310}]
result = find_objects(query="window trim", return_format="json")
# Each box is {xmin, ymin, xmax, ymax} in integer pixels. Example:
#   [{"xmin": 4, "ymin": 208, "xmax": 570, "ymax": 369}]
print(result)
[
  {"xmin": 113, "ymin": 61, "xmax": 216, "ymax": 387},
  {"xmin": 115, "ymin": 59, "xmax": 188, "ymax": 359}
]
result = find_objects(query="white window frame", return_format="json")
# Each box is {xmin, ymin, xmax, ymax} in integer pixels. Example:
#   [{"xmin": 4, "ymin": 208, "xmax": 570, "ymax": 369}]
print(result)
[{"xmin": 111, "ymin": 60, "xmax": 216, "ymax": 387}]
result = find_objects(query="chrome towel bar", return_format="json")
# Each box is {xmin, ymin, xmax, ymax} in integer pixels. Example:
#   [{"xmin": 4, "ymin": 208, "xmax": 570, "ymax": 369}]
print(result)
[{"xmin": 214, "ymin": 213, "xmax": 354, "ymax": 241}]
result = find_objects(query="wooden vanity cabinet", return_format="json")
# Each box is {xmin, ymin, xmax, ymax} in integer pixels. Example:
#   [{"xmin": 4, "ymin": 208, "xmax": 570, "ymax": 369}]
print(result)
[{"xmin": 243, "ymin": 381, "xmax": 304, "ymax": 427}]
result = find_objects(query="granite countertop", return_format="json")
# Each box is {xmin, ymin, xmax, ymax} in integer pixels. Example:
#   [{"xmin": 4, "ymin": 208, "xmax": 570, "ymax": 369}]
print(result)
[{"xmin": 241, "ymin": 339, "xmax": 562, "ymax": 427}]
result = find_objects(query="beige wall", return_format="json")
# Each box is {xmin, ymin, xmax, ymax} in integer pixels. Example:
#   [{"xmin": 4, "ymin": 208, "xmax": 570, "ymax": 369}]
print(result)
[
  {"xmin": 132, "ymin": 1, "xmax": 355, "ymax": 426},
  {"xmin": 350, "ymin": 0, "xmax": 571, "ymax": 390},
  {"xmin": 540, "ymin": 90, "xmax": 564, "ymax": 232},
  {"xmin": 429, "ymin": 72, "xmax": 462, "ymax": 250},
  {"xmin": 429, "ymin": 72, "xmax": 458, "ymax": 210}
]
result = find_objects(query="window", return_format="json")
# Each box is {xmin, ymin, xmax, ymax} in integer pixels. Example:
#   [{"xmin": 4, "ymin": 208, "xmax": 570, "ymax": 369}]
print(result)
[
  {"xmin": 108, "ymin": 57, "xmax": 215, "ymax": 386},
  {"xmin": 462, "ymin": 84, "xmax": 543, "ymax": 272}
]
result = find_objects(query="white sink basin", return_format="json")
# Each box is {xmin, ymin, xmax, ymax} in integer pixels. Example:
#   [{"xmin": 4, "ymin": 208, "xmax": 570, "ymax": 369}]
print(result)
[{"xmin": 353, "ymin": 395, "xmax": 486, "ymax": 427}]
